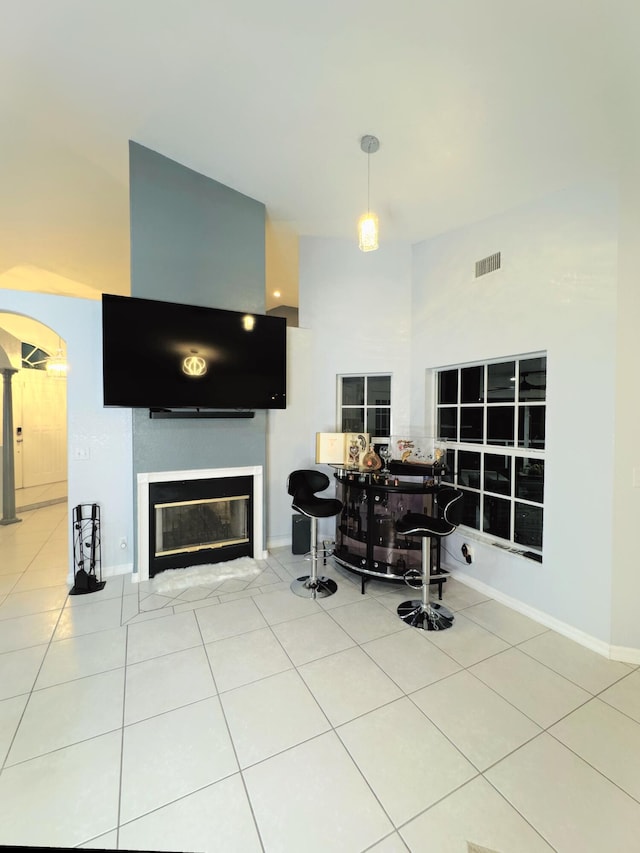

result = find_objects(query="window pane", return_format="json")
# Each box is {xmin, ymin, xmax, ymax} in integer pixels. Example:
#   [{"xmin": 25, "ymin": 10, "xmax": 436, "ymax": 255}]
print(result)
[
  {"xmin": 484, "ymin": 495, "xmax": 511, "ymax": 539},
  {"xmin": 442, "ymin": 448, "xmax": 455, "ymax": 483},
  {"xmin": 484, "ymin": 454, "xmax": 511, "ymax": 496},
  {"xmin": 515, "ymin": 458, "xmax": 544, "ymax": 503},
  {"xmin": 458, "ymin": 451, "xmax": 481, "ymax": 489},
  {"xmin": 342, "ymin": 409, "xmax": 364, "ymax": 432},
  {"xmin": 460, "ymin": 490, "xmax": 480, "ymax": 529},
  {"xmin": 487, "ymin": 361, "xmax": 515, "ymax": 402},
  {"xmin": 461, "ymin": 365, "xmax": 484, "ymax": 403},
  {"xmin": 518, "ymin": 406, "xmax": 545, "ymax": 449},
  {"xmin": 367, "ymin": 407, "xmax": 390, "ymax": 438},
  {"xmin": 460, "ymin": 407, "xmax": 483, "ymax": 443},
  {"xmin": 437, "ymin": 408, "xmax": 457, "ymax": 440},
  {"xmin": 367, "ymin": 375, "xmax": 390, "ymax": 405},
  {"xmin": 519, "ymin": 356, "xmax": 546, "ymax": 402},
  {"xmin": 514, "ymin": 502, "xmax": 543, "ymax": 548},
  {"xmin": 487, "ymin": 406, "xmax": 515, "ymax": 446},
  {"xmin": 438, "ymin": 370, "xmax": 458, "ymax": 404},
  {"xmin": 342, "ymin": 377, "xmax": 364, "ymax": 406}
]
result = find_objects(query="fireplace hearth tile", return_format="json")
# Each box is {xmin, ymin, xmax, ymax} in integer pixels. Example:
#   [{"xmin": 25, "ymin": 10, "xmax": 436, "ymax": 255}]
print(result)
[
  {"xmin": 175, "ymin": 586, "xmax": 219, "ymax": 603},
  {"xmin": 138, "ymin": 593, "xmax": 175, "ymax": 612},
  {"xmin": 216, "ymin": 589, "xmax": 271, "ymax": 606},
  {"xmin": 173, "ymin": 597, "xmax": 222, "ymax": 615},
  {"xmin": 125, "ymin": 608, "xmax": 172, "ymax": 625},
  {"xmin": 213, "ymin": 578, "xmax": 254, "ymax": 595}
]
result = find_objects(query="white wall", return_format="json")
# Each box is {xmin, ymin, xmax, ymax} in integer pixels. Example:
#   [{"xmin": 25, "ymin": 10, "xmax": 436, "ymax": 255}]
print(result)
[
  {"xmin": 611, "ymin": 115, "xmax": 640, "ymax": 652},
  {"xmin": 267, "ymin": 326, "xmax": 313, "ymax": 547},
  {"xmin": 0, "ymin": 291, "xmax": 133, "ymax": 579},
  {"xmin": 411, "ymin": 182, "xmax": 618, "ymax": 643},
  {"xmin": 298, "ymin": 238, "xmax": 414, "ymax": 540}
]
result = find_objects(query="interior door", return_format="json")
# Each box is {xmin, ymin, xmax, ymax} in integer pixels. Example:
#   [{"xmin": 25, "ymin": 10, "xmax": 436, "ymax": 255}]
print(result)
[{"xmin": 15, "ymin": 369, "xmax": 67, "ymax": 488}]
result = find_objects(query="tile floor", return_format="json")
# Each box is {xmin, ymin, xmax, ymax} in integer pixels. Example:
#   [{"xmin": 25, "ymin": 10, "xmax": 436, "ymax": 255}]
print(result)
[{"xmin": 1, "ymin": 504, "xmax": 640, "ymax": 852}]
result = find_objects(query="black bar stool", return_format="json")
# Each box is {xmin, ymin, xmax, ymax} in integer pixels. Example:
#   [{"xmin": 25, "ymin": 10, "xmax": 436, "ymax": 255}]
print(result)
[
  {"xmin": 395, "ymin": 487, "xmax": 464, "ymax": 630},
  {"xmin": 288, "ymin": 469, "xmax": 343, "ymax": 599}
]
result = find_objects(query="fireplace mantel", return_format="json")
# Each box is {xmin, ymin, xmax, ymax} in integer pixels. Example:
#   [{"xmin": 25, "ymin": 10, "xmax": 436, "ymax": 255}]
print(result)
[{"xmin": 135, "ymin": 465, "xmax": 266, "ymax": 582}]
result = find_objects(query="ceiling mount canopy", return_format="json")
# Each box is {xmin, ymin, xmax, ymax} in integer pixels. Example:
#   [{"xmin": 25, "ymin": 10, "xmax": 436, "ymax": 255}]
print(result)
[{"xmin": 358, "ymin": 135, "xmax": 380, "ymax": 253}]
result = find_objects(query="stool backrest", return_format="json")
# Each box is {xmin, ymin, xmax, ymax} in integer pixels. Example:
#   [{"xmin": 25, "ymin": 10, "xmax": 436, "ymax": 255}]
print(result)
[
  {"xmin": 287, "ymin": 469, "xmax": 330, "ymax": 501},
  {"xmin": 436, "ymin": 487, "xmax": 464, "ymax": 528}
]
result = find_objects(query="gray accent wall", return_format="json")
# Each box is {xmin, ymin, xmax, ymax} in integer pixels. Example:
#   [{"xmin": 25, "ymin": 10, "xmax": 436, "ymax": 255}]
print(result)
[{"xmin": 129, "ymin": 142, "xmax": 267, "ymax": 560}]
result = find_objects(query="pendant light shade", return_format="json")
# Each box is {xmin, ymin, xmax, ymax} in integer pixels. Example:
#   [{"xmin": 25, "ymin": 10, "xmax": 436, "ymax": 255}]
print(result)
[
  {"xmin": 358, "ymin": 135, "xmax": 380, "ymax": 252},
  {"xmin": 358, "ymin": 212, "xmax": 379, "ymax": 252}
]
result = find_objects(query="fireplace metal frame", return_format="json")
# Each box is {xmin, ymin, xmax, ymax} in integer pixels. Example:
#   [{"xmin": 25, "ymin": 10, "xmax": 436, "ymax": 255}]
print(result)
[{"xmin": 135, "ymin": 466, "xmax": 265, "ymax": 582}]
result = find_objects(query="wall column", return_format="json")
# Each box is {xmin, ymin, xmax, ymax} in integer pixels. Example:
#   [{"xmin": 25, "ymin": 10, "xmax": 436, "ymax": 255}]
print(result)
[{"xmin": 1, "ymin": 367, "xmax": 20, "ymax": 525}]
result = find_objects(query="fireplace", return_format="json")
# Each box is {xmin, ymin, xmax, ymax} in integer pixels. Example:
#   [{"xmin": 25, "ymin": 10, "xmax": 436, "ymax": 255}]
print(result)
[{"xmin": 136, "ymin": 466, "xmax": 265, "ymax": 582}]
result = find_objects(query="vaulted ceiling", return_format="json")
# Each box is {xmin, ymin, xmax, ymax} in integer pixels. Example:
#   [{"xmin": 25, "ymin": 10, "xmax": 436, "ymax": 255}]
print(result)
[{"xmin": 1, "ymin": 0, "xmax": 637, "ymax": 309}]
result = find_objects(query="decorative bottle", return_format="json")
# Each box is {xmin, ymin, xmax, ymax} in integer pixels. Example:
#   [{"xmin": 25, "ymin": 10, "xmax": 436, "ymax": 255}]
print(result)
[{"xmin": 361, "ymin": 445, "xmax": 381, "ymax": 471}]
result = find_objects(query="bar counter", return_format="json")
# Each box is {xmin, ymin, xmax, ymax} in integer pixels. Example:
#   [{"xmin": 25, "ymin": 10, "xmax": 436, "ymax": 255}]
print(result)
[{"xmin": 331, "ymin": 461, "xmax": 448, "ymax": 594}]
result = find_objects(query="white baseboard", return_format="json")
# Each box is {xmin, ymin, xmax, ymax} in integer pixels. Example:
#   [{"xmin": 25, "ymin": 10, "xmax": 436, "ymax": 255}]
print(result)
[
  {"xmin": 442, "ymin": 560, "xmax": 640, "ymax": 664},
  {"xmin": 267, "ymin": 536, "xmax": 290, "ymax": 550},
  {"xmin": 67, "ymin": 561, "xmax": 134, "ymax": 587},
  {"xmin": 607, "ymin": 645, "xmax": 640, "ymax": 665}
]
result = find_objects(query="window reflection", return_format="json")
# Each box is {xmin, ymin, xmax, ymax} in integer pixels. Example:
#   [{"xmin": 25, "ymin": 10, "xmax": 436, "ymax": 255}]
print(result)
[
  {"xmin": 438, "ymin": 408, "xmax": 457, "ymax": 440},
  {"xmin": 367, "ymin": 376, "xmax": 390, "ymax": 405},
  {"xmin": 438, "ymin": 369, "xmax": 458, "ymax": 404},
  {"xmin": 458, "ymin": 451, "xmax": 481, "ymax": 489},
  {"xmin": 461, "ymin": 490, "xmax": 480, "ymax": 529},
  {"xmin": 460, "ymin": 407, "xmax": 483, "ymax": 443},
  {"xmin": 515, "ymin": 503, "xmax": 543, "ymax": 548},
  {"xmin": 461, "ymin": 365, "xmax": 484, "ymax": 403},
  {"xmin": 342, "ymin": 409, "xmax": 364, "ymax": 432},
  {"xmin": 518, "ymin": 406, "xmax": 545, "ymax": 449},
  {"xmin": 368, "ymin": 408, "xmax": 390, "ymax": 436},
  {"xmin": 487, "ymin": 361, "xmax": 515, "ymax": 402},
  {"xmin": 484, "ymin": 495, "xmax": 511, "ymax": 539},
  {"xmin": 519, "ymin": 356, "xmax": 546, "ymax": 402},
  {"xmin": 487, "ymin": 406, "xmax": 515, "ymax": 445},
  {"xmin": 484, "ymin": 454, "xmax": 511, "ymax": 496},
  {"xmin": 515, "ymin": 458, "xmax": 544, "ymax": 503},
  {"xmin": 342, "ymin": 377, "xmax": 364, "ymax": 406}
]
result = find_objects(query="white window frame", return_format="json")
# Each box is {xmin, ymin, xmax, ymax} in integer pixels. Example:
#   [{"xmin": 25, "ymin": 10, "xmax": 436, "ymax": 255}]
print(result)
[
  {"xmin": 434, "ymin": 353, "xmax": 546, "ymax": 560},
  {"xmin": 337, "ymin": 373, "xmax": 392, "ymax": 440}
]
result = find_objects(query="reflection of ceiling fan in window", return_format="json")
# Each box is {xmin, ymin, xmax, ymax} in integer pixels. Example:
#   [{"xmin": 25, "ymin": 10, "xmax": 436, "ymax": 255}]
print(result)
[
  {"xmin": 518, "ymin": 370, "xmax": 545, "ymax": 391},
  {"xmin": 490, "ymin": 370, "xmax": 546, "ymax": 392}
]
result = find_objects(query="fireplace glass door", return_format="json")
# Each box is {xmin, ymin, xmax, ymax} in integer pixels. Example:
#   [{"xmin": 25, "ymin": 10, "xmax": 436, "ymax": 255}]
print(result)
[{"xmin": 155, "ymin": 494, "xmax": 250, "ymax": 557}]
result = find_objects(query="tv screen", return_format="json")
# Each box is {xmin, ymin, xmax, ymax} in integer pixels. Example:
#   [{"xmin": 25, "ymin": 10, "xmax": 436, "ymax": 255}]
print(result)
[{"xmin": 102, "ymin": 294, "xmax": 286, "ymax": 410}]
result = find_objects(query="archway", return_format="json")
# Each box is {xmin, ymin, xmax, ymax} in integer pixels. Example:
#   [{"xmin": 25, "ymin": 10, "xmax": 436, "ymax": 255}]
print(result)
[{"xmin": 0, "ymin": 313, "xmax": 67, "ymax": 514}]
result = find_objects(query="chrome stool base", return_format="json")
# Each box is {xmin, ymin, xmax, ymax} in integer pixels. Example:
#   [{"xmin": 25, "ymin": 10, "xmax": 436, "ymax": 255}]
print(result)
[
  {"xmin": 397, "ymin": 599, "xmax": 455, "ymax": 631},
  {"xmin": 290, "ymin": 575, "xmax": 338, "ymax": 599}
]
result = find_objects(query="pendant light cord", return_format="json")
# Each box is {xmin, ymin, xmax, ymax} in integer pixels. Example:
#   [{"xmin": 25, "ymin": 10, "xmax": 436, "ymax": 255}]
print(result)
[{"xmin": 367, "ymin": 142, "xmax": 371, "ymax": 216}]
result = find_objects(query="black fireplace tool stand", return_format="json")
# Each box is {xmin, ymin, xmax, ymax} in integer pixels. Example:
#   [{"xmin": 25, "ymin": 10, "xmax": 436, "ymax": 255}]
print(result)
[{"xmin": 70, "ymin": 503, "xmax": 105, "ymax": 595}]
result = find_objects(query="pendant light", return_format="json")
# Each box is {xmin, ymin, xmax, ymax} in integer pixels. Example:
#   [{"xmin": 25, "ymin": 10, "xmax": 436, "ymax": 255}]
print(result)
[{"xmin": 358, "ymin": 134, "xmax": 380, "ymax": 252}]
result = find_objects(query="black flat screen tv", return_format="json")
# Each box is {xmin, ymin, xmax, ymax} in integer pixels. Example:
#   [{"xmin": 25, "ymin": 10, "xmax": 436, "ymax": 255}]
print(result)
[{"xmin": 102, "ymin": 294, "xmax": 286, "ymax": 410}]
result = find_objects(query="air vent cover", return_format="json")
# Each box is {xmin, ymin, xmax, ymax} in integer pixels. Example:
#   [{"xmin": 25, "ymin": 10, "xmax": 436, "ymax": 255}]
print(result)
[{"xmin": 475, "ymin": 252, "xmax": 501, "ymax": 278}]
